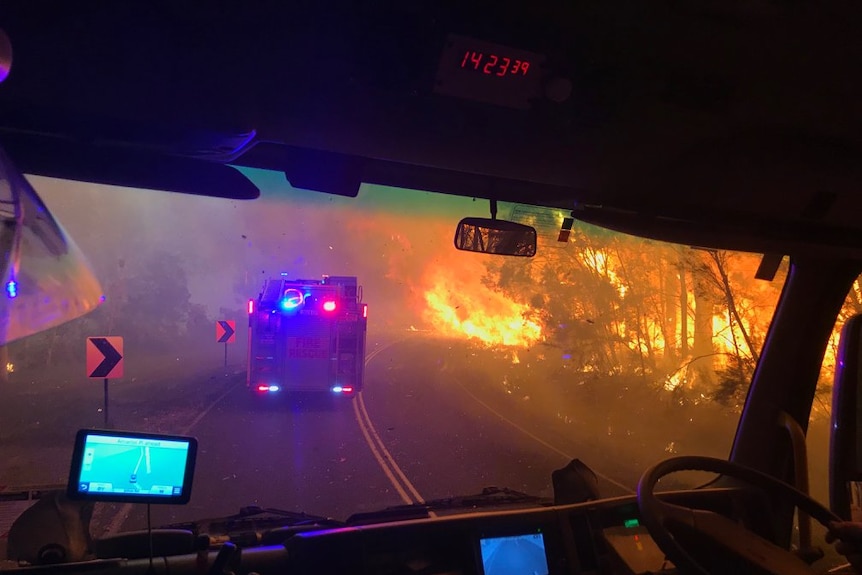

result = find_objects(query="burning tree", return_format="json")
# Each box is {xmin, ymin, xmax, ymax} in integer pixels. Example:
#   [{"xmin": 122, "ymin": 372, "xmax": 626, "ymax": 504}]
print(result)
[{"xmin": 473, "ymin": 221, "xmax": 787, "ymax": 406}]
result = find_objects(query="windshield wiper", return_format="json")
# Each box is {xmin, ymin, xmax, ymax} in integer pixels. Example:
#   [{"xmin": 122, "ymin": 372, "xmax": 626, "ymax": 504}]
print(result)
[
  {"xmin": 422, "ymin": 486, "xmax": 552, "ymax": 510},
  {"xmin": 346, "ymin": 487, "xmax": 552, "ymax": 526},
  {"xmin": 158, "ymin": 488, "xmax": 551, "ymax": 540},
  {"xmin": 160, "ymin": 505, "xmax": 345, "ymax": 545}
]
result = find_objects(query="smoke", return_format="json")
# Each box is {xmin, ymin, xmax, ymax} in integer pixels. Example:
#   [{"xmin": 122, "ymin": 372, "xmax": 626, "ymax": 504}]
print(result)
[{"xmin": 26, "ymin": 170, "xmax": 510, "ymax": 341}]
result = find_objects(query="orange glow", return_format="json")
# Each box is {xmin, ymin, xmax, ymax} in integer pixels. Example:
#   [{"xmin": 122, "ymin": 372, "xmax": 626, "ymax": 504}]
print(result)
[
  {"xmin": 423, "ymin": 264, "xmax": 542, "ymax": 347},
  {"xmin": 580, "ymin": 248, "xmax": 626, "ymax": 297},
  {"xmin": 711, "ymin": 315, "xmax": 739, "ymax": 356}
]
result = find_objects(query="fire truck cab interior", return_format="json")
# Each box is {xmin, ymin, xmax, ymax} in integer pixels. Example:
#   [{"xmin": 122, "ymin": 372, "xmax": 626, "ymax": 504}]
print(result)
[{"xmin": 2, "ymin": 2, "xmax": 862, "ymax": 575}]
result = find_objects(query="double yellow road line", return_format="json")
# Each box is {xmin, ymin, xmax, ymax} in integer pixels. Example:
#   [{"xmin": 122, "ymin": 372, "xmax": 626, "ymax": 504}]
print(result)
[{"xmin": 353, "ymin": 343, "xmax": 427, "ymax": 507}]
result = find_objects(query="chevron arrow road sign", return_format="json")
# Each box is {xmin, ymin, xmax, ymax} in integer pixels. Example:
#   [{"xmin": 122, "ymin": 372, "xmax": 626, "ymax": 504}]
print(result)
[
  {"xmin": 87, "ymin": 337, "xmax": 124, "ymax": 378},
  {"xmin": 216, "ymin": 320, "xmax": 236, "ymax": 343}
]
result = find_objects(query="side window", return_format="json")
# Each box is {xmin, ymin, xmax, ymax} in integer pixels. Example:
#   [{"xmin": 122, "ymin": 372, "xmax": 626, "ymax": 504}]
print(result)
[
  {"xmin": 807, "ymin": 276, "xmax": 862, "ymax": 567},
  {"xmin": 810, "ymin": 277, "xmax": 862, "ymax": 503}
]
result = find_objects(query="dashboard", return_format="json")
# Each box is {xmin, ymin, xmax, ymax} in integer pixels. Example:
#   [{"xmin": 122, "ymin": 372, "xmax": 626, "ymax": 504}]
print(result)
[
  {"xmin": 285, "ymin": 489, "xmax": 756, "ymax": 575},
  {"xmin": 1, "ymin": 487, "xmax": 765, "ymax": 575}
]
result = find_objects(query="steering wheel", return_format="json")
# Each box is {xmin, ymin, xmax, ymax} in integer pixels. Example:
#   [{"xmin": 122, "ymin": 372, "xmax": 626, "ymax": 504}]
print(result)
[{"xmin": 637, "ymin": 455, "xmax": 841, "ymax": 575}]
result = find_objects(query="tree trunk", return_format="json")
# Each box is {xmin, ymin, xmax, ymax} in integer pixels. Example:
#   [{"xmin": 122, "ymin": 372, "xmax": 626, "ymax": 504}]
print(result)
[
  {"xmin": 656, "ymin": 258, "xmax": 678, "ymax": 367},
  {"xmin": 692, "ymin": 260, "xmax": 716, "ymax": 387},
  {"xmin": 678, "ymin": 250, "xmax": 689, "ymax": 359},
  {"xmin": 710, "ymin": 251, "xmax": 760, "ymax": 364}
]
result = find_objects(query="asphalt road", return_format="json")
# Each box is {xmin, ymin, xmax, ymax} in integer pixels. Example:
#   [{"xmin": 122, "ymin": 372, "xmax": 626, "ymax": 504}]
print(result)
[
  {"xmin": 85, "ymin": 334, "xmax": 600, "ymax": 533},
  {"xmin": 3, "ymin": 332, "xmax": 817, "ymax": 538},
  {"xmin": 0, "ymin": 332, "xmax": 844, "ymax": 571},
  {"xmin": 0, "ymin": 348, "xmax": 243, "ymax": 489}
]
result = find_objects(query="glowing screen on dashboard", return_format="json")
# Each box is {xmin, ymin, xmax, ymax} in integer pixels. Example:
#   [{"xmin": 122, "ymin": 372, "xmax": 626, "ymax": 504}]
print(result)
[
  {"xmin": 478, "ymin": 531, "xmax": 549, "ymax": 575},
  {"xmin": 67, "ymin": 429, "xmax": 197, "ymax": 504}
]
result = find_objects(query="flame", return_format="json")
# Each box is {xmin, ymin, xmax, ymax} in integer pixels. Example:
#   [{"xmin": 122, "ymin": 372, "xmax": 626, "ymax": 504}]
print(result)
[
  {"xmin": 711, "ymin": 315, "xmax": 739, "ymax": 355},
  {"xmin": 664, "ymin": 369, "xmax": 686, "ymax": 392},
  {"xmin": 573, "ymin": 245, "xmax": 777, "ymax": 377},
  {"xmin": 423, "ymin": 265, "xmax": 542, "ymax": 347},
  {"xmin": 580, "ymin": 248, "xmax": 627, "ymax": 297}
]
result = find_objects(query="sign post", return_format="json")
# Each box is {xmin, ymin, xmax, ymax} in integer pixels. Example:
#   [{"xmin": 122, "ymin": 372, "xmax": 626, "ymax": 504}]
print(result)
[
  {"xmin": 86, "ymin": 337, "xmax": 124, "ymax": 428},
  {"xmin": 216, "ymin": 321, "xmax": 236, "ymax": 368}
]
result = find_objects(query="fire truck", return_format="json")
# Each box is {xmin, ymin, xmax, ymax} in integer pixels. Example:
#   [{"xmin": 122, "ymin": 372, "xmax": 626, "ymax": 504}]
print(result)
[{"xmin": 247, "ymin": 275, "xmax": 367, "ymax": 396}]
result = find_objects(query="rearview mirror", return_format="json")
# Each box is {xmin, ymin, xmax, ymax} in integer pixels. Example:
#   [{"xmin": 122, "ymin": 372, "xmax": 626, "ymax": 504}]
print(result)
[
  {"xmin": 830, "ymin": 313, "xmax": 862, "ymax": 520},
  {"xmin": 454, "ymin": 217, "xmax": 537, "ymax": 257}
]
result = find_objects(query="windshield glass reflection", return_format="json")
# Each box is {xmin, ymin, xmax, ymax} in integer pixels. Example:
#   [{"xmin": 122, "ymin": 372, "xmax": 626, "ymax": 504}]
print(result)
[
  {"xmin": 0, "ymin": 148, "xmax": 102, "ymax": 346},
  {"xmin": 0, "ymin": 169, "xmax": 790, "ymax": 534}
]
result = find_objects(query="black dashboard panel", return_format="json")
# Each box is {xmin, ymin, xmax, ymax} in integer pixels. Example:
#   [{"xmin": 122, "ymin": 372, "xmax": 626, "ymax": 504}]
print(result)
[
  {"xmin": 278, "ymin": 488, "xmax": 769, "ymax": 575},
  {"xmin": 0, "ymin": 490, "xmax": 761, "ymax": 575},
  {"xmin": 288, "ymin": 508, "xmax": 569, "ymax": 574},
  {"xmin": 281, "ymin": 488, "xmax": 754, "ymax": 575},
  {"xmin": 0, "ymin": 487, "xmax": 760, "ymax": 575}
]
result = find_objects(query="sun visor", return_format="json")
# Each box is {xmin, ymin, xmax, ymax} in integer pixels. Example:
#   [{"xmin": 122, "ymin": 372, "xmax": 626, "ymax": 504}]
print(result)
[{"xmin": 0, "ymin": 147, "xmax": 103, "ymax": 345}]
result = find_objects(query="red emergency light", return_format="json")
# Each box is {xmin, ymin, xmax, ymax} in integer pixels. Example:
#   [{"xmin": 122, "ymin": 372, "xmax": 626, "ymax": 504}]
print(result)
[
  {"xmin": 322, "ymin": 300, "xmax": 337, "ymax": 312},
  {"xmin": 248, "ymin": 299, "xmax": 254, "ymax": 314}
]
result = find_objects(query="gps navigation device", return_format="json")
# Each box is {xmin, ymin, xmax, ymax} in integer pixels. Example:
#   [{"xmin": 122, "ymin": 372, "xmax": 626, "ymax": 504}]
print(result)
[{"xmin": 66, "ymin": 429, "xmax": 197, "ymax": 504}]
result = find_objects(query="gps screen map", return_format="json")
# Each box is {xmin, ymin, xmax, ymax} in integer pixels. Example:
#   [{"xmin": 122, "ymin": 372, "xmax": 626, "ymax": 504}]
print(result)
[
  {"xmin": 67, "ymin": 429, "xmax": 197, "ymax": 504},
  {"xmin": 478, "ymin": 532, "xmax": 549, "ymax": 575}
]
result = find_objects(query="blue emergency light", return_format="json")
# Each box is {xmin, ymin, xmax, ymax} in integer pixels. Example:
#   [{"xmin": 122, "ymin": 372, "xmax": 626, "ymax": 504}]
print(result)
[{"xmin": 280, "ymin": 288, "xmax": 305, "ymax": 310}]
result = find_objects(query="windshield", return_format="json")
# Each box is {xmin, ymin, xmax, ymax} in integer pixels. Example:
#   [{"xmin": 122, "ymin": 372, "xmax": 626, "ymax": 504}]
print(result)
[{"xmin": 0, "ymin": 168, "xmax": 794, "ymax": 534}]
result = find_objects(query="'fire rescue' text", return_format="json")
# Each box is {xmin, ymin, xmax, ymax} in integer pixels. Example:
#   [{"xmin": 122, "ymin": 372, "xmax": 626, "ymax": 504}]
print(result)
[{"xmin": 287, "ymin": 337, "xmax": 330, "ymax": 359}]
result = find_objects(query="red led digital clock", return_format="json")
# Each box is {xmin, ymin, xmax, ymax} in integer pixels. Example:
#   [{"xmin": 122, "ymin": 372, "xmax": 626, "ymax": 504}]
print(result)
[
  {"xmin": 459, "ymin": 50, "xmax": 532, "ymax": 77},
  {"xmin": 434, "ymin": 34, "xmax": 547, "ymax": 110}
]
